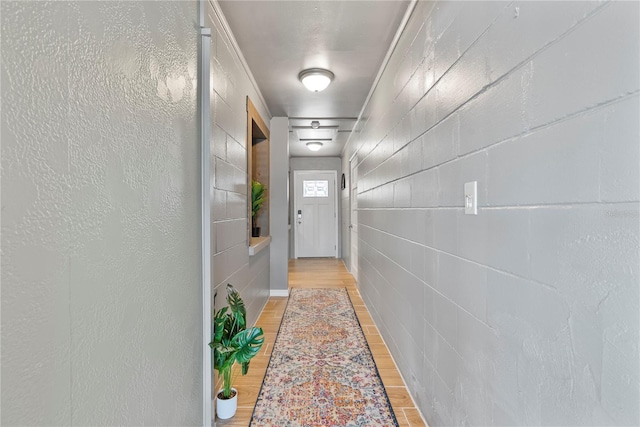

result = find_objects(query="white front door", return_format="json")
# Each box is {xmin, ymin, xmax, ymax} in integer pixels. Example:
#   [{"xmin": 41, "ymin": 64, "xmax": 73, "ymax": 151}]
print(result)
[{"xmin": 294, "ymin": 170, "xmax": 338, "ymax": 258}]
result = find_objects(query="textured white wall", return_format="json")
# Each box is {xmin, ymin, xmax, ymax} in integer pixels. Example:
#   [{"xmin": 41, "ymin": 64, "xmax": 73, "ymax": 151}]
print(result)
[
  {"xmin": 343, "ymin": 2, "xmax": 639, "ymax": 425},
  {"xmin": 1, "ymin": 1, "xmax": 202, "ymax": 425}
]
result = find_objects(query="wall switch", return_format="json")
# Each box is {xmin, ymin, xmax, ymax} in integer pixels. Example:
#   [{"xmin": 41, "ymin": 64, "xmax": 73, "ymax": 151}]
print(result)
[{"xmin": 464, "ymin": 181, "xmax": 478, "ymax": 215}]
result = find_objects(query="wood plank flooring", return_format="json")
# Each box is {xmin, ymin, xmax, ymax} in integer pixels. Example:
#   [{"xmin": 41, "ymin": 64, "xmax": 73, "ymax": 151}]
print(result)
[{"xmin": 216, "ymin": 258, "xmax": 427, "ymax": 427}]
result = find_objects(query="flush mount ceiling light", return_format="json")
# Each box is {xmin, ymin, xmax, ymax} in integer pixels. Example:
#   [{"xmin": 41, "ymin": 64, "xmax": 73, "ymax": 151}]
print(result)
[
  {"xmin": 298, "ymin": 68, "xmax": 334, "ymax": 92},
  {"xmin": 306, "ymin": 141, "xmax": 323, "ymax": 151},
  {"xmin": 310, "ymin": 120, "xmax": 320, "ymax": 129}
]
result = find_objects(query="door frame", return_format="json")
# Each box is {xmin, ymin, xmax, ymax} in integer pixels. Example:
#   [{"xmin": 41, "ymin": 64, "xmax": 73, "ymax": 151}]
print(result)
[
  {"xmin": 199, "ymin": 10, "xmax": 213, "ymax": 426},
  {"xmin": 293, "ymin": 169, "xmax": 339, "ymax": 259},
  {"xmin": 348, "ymin": 153, "xmax": 358, "ymax": 281}
]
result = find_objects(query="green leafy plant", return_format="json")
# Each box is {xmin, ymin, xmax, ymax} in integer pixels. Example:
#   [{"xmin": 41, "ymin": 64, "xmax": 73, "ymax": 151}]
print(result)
[
  {"xmin": 209, "ymin": 284, "xmax": 264, "ymax": 399},
  {"xmin": 251, "ymin": 179, "xmax": 266, "ymax": 226}
]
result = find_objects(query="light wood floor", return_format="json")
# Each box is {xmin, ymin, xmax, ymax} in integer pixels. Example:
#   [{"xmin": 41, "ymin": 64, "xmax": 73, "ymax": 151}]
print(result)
[{"xmin": 216, "ymin": 258, "xmax": 427, "ymax": 427}]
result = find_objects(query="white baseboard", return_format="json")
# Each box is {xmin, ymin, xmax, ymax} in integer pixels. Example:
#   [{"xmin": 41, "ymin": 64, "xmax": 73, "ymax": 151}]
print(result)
[{"xmin": 270, "ymin": 289, "xmax": 289, "ymax": 297}]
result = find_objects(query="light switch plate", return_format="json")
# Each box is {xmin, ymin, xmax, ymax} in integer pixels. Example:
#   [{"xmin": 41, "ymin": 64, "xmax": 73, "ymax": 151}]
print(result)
[{"xmin": 464, "ymin": 181, "xmax": 478, "ymax": 215}]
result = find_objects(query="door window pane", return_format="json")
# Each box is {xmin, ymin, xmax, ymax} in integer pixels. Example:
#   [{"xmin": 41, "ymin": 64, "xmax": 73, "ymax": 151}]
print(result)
[{"xmin": 303, "ymin": 180, "xmax": 329, "ymax": 198}]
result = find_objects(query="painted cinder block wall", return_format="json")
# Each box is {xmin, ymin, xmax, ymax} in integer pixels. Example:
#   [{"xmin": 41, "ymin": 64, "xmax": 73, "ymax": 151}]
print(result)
[
  {"xmin": 1, "ymin": 1, "xmax": 203, "ymax": 425},
  {"xmin": 206, "ymin": 5, "xmax": 271, "ymax": 328},
  {"xmin": 342, "ymin": 2, "xmax": 639, "ymax": 425},
  {"xmin": 206, "ymin": 3, "xmax": 271, "ymax": 409}
]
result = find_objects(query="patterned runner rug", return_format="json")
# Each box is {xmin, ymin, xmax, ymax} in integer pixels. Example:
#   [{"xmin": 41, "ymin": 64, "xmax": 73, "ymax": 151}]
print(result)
[{"xmin": 250, "ymin": 288, "xmax": 398, "ymax": 427}]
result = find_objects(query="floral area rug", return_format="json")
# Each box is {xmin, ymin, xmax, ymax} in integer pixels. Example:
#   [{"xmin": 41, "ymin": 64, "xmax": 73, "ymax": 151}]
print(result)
[{"xmin": 249, "ymin": 288, "xmax": 398, "ymax": 427}]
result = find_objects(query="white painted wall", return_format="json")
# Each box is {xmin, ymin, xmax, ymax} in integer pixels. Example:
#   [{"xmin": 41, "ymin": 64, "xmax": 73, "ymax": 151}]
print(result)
[
  {"xmin": 342, "ymin": 2, "xmax": 640, "ymax": 425},
  {"xmin": 1, "ymin": 1, "xmax": 272, "ymax": 425},
  {"xmin": 1, "ymin": 2, "xmax": 202, "ymax": 425},
  {"xmin": 270, "ymin": 118, "xmax": 290, "ymax": 291}
]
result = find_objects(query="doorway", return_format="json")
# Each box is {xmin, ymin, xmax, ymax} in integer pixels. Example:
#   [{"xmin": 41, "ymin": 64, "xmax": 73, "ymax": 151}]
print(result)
[{"xmin": 293, "ymin": 170, "xmax": 338, "ymax": 258}]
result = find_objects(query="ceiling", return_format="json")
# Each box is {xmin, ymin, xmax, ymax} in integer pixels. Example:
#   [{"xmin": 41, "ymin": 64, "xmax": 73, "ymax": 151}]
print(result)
[{"xmin": 218, "ymin": 0, "xmax": 411, "ymax": 157}]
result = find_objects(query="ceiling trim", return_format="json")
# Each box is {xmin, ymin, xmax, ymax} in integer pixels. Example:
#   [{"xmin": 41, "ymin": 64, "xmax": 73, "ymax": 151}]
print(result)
[
  {"xmin": 209, "ymin": 0, "xmax": 272, "ymax": 119},
  {"xmin": 342, "ymin": 0, "xmax": 418, "ymax": 158}
]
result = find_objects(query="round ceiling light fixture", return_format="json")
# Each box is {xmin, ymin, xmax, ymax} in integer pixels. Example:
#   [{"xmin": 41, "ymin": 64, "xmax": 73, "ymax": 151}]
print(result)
[
  {"xmin": 298, "ymin": 68, "xmax": 334, "ymax": 92},
  {"xmin": 306, "ymin": 141, "xmax": 323, "ymax": 152}
]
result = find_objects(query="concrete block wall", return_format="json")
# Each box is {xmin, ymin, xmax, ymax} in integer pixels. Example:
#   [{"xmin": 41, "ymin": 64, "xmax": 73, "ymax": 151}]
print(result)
[
  {"xmin": 342, "ymin": 2, "xmax": 639, "ymax": 425},
  {"xmin": 1, "ymin": 1, "xmax": 202, "ymax": 425},
  {"xmin": 206, "ymin": 6, "xmax": 271, "ymax": 326}
]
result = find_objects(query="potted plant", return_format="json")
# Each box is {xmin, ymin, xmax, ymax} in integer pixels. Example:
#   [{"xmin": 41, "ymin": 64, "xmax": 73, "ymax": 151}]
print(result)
[
  {"xmin": 209, "ymin": 284, "xmax": 264, "ymax": 419},
  {"xmin": 251, "ymin": 179, "xmax": 266, "ymax": 237}
]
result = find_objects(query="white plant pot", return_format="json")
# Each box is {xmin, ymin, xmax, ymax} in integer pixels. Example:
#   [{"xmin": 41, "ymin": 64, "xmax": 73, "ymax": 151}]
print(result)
[{"xmin": 216, "ymin": 388, "xmax": 238, "ymax": 420}]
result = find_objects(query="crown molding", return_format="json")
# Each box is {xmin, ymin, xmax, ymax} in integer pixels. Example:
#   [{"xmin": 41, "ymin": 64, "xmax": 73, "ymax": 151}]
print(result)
[{"xmin": 208, "ymin": 0, "xmax": 272, "ymax": 120}]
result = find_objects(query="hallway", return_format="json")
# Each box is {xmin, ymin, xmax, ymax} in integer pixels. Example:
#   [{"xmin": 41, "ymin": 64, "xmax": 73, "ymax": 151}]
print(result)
[
  {"xmin": 2, "ymin": 1, "xmax": 639, "ymax": 426},
  {"xmin": 217, "ymin": 259, "xmax": 426, "ymax": 427}
]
